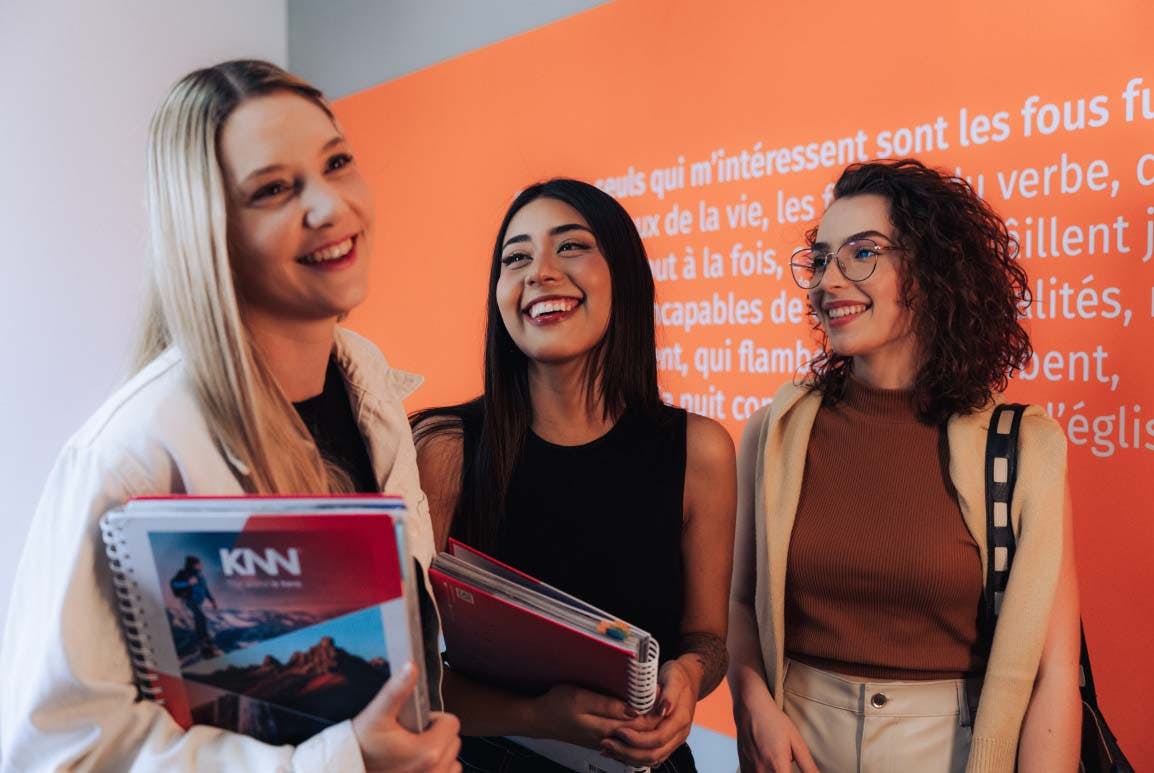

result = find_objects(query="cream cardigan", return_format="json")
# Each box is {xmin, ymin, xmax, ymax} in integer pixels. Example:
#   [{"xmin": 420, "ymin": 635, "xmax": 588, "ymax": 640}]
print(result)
[
  {"xmin": 1, "ymin": 329, "xmax": 437, "ymax": 772},
  {"xmin": 751, "ymin": 381, "xmax": 1067, "ymax": 773}
]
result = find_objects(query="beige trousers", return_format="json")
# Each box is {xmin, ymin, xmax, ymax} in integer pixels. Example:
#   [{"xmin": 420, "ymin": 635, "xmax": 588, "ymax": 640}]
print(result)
[{"xmin": 782, "ymin": 659, "xmax": 978, "ymax": 773}]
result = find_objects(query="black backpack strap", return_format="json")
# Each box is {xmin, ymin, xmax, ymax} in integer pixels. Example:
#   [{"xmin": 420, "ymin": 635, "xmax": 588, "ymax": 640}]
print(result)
[
  {"xmin": 983, "ymin": 404, "xmax": 1135, "ymax": 771},
  {"xmin": 983, "ymin": 403, "xmax": 1027, "ymax": 636}
]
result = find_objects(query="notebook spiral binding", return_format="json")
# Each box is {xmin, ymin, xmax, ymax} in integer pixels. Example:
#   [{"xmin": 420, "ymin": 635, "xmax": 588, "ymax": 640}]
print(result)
[
  {"xmin": 625, "ymin": 639, "xmax": 660, "ymax": 713},
  {"xmin": 100, "ymin": 518, "xmax": 165, "ymax": 704}
]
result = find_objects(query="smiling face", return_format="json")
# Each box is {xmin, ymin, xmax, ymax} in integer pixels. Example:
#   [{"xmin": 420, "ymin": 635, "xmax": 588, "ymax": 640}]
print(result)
[
  {"xmin": 495, "ymin": 197, "xmax": 612, "ymax": 368},
  {"xmin": 808, "ymin": 193, "xmax": 919, "ymax": 384},
  {"xmin": 219, "ymin": 91, "xmax": 373, "ymax": 334}
]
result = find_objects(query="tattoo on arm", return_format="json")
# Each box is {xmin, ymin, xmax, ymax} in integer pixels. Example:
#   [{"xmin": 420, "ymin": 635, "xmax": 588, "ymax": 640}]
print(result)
[{"xmin": 677, "ymin": 631, "xmax": 729, "ymax": 699}]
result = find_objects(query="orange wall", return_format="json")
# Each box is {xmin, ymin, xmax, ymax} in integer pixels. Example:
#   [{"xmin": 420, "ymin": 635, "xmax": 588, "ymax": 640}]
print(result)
[{"xmin": 336, "ymin": 0, "xmax": 1153, "ymax": 764}]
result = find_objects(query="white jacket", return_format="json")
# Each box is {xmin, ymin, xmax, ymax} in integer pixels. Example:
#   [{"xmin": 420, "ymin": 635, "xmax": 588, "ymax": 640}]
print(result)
[{"xmin": 1, "ymin": 328, "xmax": 439, "ymax": 772}]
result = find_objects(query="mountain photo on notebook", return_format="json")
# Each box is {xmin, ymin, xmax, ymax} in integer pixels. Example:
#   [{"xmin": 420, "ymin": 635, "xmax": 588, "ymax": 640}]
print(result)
[
  {"xmin": 100, "ymin": 496, "xmax": 428, "ymax": 745},
  {"xmin": 430, "ymin": 540, "xmax": 659, "ymax": 773}
]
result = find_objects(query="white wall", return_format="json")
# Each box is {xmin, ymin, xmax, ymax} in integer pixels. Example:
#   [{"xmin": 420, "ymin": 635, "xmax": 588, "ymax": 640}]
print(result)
[
  {"xmin": 0, "ymin": 0, "xmax": 608, "ymax": 641},
  {"xmin": 288, "ymin": 0, "xmax": 610, "ymax": 97},
  {"xmin": 0, "ymin": 1, "xmax": 287, "ymax": 632}
]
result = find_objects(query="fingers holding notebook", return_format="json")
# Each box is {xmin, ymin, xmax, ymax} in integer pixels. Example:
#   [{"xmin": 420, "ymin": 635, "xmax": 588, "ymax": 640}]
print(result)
[
  {"xmin": 531, "ymin": 682, "xmax": 641, "ymax": 748},
  {"xmin": 600, "ymin": 660, "xmax": 696, "ymax": 768},
  {"xmin": 353, "ymin": 662, "xmax": 463, "ymax": 772}
]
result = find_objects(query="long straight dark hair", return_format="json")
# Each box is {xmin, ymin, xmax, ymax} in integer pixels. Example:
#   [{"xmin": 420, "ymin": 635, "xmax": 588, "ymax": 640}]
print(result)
[{"xmin": 412, "ymin": 178, "xmax": 661, "ymax": 552}]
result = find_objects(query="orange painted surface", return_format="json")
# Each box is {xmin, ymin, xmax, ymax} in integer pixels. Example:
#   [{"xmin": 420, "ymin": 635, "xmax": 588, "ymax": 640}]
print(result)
[{"xmin": 336, "ymin": 0, "xmax": 1154, "ymax": 763}]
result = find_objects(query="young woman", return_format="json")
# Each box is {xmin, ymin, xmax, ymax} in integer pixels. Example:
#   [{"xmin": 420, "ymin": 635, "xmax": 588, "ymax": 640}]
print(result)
[
  {"xmin": 413, "ymin": 179, "xmax": 736, "ymax": 772},
  {"xmin": 727, "ymin": 159, "xmax": 1081, "ymax": 773},
  {"xmin": 0, "ymin": 61, "xmax": 460, "ymax": 772}
]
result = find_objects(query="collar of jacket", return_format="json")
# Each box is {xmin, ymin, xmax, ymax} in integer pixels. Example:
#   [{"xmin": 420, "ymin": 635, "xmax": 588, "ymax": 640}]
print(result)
[{"xmin": 217, "ymin": 327, "xmax": 423, "ymax": 480}]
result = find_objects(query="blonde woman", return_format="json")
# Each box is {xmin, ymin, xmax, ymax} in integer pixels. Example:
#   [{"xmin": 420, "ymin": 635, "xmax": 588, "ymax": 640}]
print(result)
[{"xmin": 0, "ymin": 61, "xmax": 461, "ymax": 772}]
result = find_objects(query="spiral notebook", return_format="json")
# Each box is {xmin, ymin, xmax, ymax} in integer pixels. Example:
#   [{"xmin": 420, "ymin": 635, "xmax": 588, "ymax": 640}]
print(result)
[
  {"xmin": 430, "ymin": 540, "xmax": 660, "ymax": 773},
  {"xmin": 99, "ymin": 495, "xmax": 429, "ymax": 744}
]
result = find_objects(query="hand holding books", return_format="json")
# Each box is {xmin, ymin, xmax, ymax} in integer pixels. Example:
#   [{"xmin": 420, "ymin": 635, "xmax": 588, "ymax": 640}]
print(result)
[
  {"xmin": 601, "ymin": 659, "xmax": 698, "ymax": 769},
  {"xmin": 352, "ymin": 661, "xmax": 462, "ymax": 772},
  {"xmin": 527, "ymin": 682, "xmax": 647, "ymax": 750},
  {"xmin": 100, "ymin": 496, "xmax": 462, "ymax": 772},
  {"xmin": 430, "ymin": 541, "xmax": 663, "ymax": 772}
]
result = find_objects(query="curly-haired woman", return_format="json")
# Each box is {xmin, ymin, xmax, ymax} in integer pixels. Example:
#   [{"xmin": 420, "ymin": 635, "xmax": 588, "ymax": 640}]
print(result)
[{"xmin": 727, "ymin": 159, "xmax": 1080, "ymax": 773}]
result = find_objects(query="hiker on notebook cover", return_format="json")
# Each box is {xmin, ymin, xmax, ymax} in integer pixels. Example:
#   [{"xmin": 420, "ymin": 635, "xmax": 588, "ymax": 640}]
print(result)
[{"xmin": 169, "ymin": 555, "xmax": 218, "ymax": 658}]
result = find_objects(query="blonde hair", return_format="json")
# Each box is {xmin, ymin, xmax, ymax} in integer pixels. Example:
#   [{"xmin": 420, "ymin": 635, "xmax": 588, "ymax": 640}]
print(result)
[{"xmin": 135, "ymin": 60, "xmax": 349, "ymax": 494}]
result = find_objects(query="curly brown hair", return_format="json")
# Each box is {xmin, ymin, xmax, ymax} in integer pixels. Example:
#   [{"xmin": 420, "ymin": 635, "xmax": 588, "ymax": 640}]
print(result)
[{"xmin": 804, "ymin": 159, "xmax": 1032, "ymax": 424}]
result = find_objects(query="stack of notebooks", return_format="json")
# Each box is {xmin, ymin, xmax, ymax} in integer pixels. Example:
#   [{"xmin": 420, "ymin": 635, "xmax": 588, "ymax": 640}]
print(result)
[
  {"xmin": 431, "ymin": 540, "xmax": 660, "ymax": 773},
  {"xmin": 103, "ymin": 497, "xmax": 660, "ymax": 772},
  {"xmin": 100, "ymin": 496, "xmax": 429, "ymax": 743}
]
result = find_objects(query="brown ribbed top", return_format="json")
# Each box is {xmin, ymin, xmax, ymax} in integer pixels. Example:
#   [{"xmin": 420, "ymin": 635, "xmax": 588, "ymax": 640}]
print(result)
[{"xmin": 784, "ymin": 377, "xmax": 987, "ymax": 680}]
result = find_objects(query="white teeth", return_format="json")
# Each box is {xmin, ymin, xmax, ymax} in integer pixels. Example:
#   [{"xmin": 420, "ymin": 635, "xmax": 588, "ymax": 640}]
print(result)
[
  {"xmin": 528, "ymin": 298, "xmax": 578, "ymax": 319},
  {"xmin": 300, "ymin": 237, "xmax": 354, "ymax": 264},
  {"xmin": 827, "ymin": 304, "xmax": 868, "ymax": 319}
]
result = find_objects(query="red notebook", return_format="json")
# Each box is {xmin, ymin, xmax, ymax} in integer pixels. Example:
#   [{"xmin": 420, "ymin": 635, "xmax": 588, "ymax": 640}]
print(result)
[{"xmin": 430, "ymin": 540, "xmax": 659, "ymax": 773}]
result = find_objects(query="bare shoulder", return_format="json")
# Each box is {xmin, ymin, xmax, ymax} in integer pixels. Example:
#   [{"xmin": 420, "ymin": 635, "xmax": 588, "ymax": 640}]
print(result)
[
  {"xmin": 683, "ymin": 412, "xmax": 737, "ymax": 530},
  {"xmin": 685, "ymin": 412, "xmax": 737, "ymax": 473},
  {"xmin": 412, "ymin": 416, "xmax": 465, "ymax": 551},
  {"xmin": 414, "ymin": 421, "xmax": 464, "ymax": 478},
  {"xmin": 684, "ymin": 413, "xmax": 737, "ymax": 524},
  {"xmin": 1019, "ymin": 405, "xmax": 1067, "ymax": 453},
  {"xmin": 412, "ymin": 411, "xmax": 463, "ymax": 443},
  {"xmin": 987, "ymin": 403, "xmax": 1067, "ymax": 482}
]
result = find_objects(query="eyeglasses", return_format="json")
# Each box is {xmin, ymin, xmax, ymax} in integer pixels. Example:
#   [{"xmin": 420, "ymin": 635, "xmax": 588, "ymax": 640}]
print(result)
[{"xmin": 789, "ymin": 238, "xmax": 902, "ymax": 289}]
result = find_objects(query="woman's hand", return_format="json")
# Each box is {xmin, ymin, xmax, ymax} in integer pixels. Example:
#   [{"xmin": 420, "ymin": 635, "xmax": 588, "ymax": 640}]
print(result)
[
  {"xmin": 601, "ymin": 659, "xmax": 697, "ymax": 768},
  {"xmin": 529, "ymin": 682, "xmax": 639, "ymax": 750},
  {"xmin": 352, "ymin": 662, "xmax": 462, "ymax": 772},
  {"xmin": 734, "ymin": 688, "xmax": 818, "ymax": 773}
]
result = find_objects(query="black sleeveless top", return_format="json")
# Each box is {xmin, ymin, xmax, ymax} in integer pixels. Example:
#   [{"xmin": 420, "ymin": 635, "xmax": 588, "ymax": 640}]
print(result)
[
  {"xmin": 292, "ymin": 357, "xmax": 377, "ymax": 494},
  {"xmin": 478, "ymin": 405, "xmax": 689, "ymax": 663}
]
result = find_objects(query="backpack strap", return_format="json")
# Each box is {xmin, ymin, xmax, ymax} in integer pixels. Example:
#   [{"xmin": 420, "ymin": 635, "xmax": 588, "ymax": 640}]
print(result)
[
  {"xmin": 982, "ymin": 403, "xmax": 1135, "ymax": 770},
  {"xmin": 983, "ymin": 403, "xmax": 1027, "ymax": 636}
]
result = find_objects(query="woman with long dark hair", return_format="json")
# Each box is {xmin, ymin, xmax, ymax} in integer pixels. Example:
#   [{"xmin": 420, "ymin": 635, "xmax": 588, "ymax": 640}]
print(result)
[
  {"xmin": 727, "ymin": 159, "xmax": 1081, "ymax": 772},
  {"xmin": 413, "ymin": 178, "xmax": 736, "ymax": 771}
]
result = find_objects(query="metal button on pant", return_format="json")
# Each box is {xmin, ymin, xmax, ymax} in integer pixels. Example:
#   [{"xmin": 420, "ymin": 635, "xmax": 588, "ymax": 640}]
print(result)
[{"xmin": 782, "ymin": 659, "xmax": 979, "ymax": 773}]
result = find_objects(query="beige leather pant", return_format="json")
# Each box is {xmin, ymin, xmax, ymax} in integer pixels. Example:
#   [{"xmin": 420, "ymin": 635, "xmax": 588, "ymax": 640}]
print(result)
[{"xmin": 782, "ymin": 659, "xmax": 978, "ymax": 773}]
